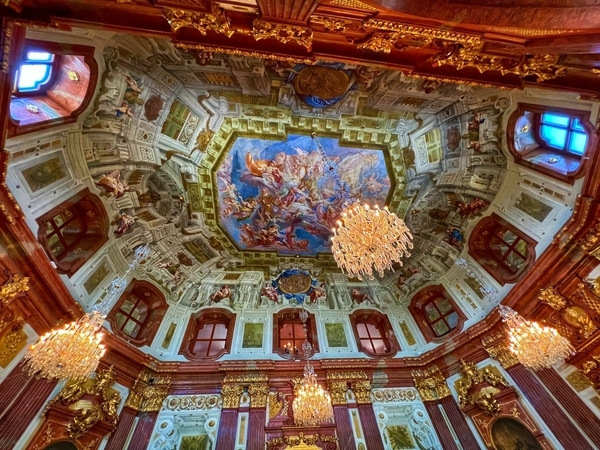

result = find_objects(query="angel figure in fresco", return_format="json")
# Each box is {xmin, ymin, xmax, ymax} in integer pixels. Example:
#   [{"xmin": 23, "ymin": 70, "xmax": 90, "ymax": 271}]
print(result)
[
  {"xmin": 351, "ymin": 288, "xmax": 373, "ymax": 305},
  {"xmin": 122, "ymin": 72, "xmax": 144, "ymax": 105},
  {"xmin": 97, "ymin": 169, "xmax": 130, "ymax": 198},
  {"xmin": 211, "ymin": 285, "xmax": 232, "ymax": 304},
  {"xmin": 309, "ymin": 283, "xmax": 326, "ymax": 304},
  {"xmin": 446, "ymin": 227, "xmax": 464, "ymax": 248},
  {"xmin": 114, "ymin": 101, "xmax": 134, "ymax": 118},
  {"xmin": 455, "ymin": 197, "xmax": 489, "ymax": 218},
  {"xmin": 112, "ymin": 211, "xmax": 138, "ymax": 236},
  {"xmin": 260, "ymin": 283, "xmax": 280, "ymax": 304}
]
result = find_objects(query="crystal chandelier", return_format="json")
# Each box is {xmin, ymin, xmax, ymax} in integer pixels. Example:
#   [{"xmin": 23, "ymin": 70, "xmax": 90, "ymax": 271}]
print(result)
[
  {"xmin": 24, "ymin": 245, "xmax": 150, "ymax": 381},
  {"xmin": 498, "ymin": 305, "xmax": 576, "ymax": 371},
  {"xmin": 331, "ymin": 202, "xmax": 413, "ymax": 281},
  {"xmin": 292, "ymin": 308, "xmax": 334, "ymax": 427}
]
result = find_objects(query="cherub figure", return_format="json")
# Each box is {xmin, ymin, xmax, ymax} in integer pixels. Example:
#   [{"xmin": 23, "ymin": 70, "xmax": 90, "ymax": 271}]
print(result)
[
  {"xmin": 114, "ymin": 101, "xmax": 133, "ymax": 118},
  {"xmin": 211, "ymin": 285, "xmax": 232, "ymax": 303},
  {"xmin": 97, "ymin": 169, "xmax": 130, "ymax": 198},
  {"xmin": 351, "ymin": 288, "xmax": 372, "ymax": 305},
  {"xmin": 112, "ymin": 211, "xmax": 138, "ymax": 236}
]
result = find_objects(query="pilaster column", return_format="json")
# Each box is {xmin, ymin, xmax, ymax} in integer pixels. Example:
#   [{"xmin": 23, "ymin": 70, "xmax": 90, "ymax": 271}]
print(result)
[
  {"xmin": 438, "ymin": 396, "xmax": 480, "ymax": 450},
  {"xmin": 124, "ymin": 368, "xmax": 171, "ymax": 450},
  {"xmin": 507, "ymin": 364, "xmax": 594, "ymax": 450},
  {"xmin": 329, "ymin": 380, "xmax": 356, "ymax": 450},
  {"xmin": 412, "ymin": 367, "xmax": 463, "ymax": 450},
  {"xmin": 105, "ymin": 406, "xmax": 137, "ymax": 450},
  {"xmin": 215, "ymin": 384, "xmax": 244, "ymax": 450},
  {"xmin": 352, "ymin": 380, "xmax": 385, "ymax": 450},
  {"xmin": 536, "ymin": 367, "xmax": 600, "ymax": 447},
  {"xmin": 247, "ymin": 383, "xmax": 268, "ymax": 450}
]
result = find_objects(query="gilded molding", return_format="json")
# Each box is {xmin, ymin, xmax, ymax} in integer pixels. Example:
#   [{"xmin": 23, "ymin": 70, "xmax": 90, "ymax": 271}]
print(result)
[
  {"xmin": 251, "ymin": 20, "xmax": 313, "ymax": 50},
  {"xmin": 267, "ymin": 433, "xmax": 331, "ymax": 448},
  {"xmin": 357, "ymin": 32, "xmax": 399, "ymax": 54},
  {"xmin": 162, "ymin": 5, "xmax": 235, "ymax": 37},
  {"xmin": 351, "ymin": 380, "xmax": 372, "ymax": 404},
  {"xmin": 328, "ymin": 380, "xmax": 348, "ymax": 405},
  {"xmin": 1, "ymin": 21, "xmax": 12, "ymax": 73},
  {"xmin": 268, "ymin": 392, "xmax": 284, "ymax": 419},
  {"xmin": 223, "ymin": 373, "xmax": 268, "ymax": 383},
  {"xmin": 580, "ymin": 220, "xmax": 600, "ymax": 252},
  {"xmin": 326, "ymin": 371, "xmax": 368, "ymax": 381},
  {"xmin": 371, "ymin": 388, "xmax": 419, "ymax": 403},
  {"xmin": 221, "ymin": 384, "xmax": 244, "ymax": 409},
  {"xmin": 173, "ymin": 42, "xmax": 315, "ymax": 65},
  {"xmin": 363, "ymin": 19, "xmax": 481, "ymax": 47},
  {"xmin": 248, "ymin": 383, "xmax": 269, "ymax": 408},
  {"xmin": 310, "ymin": 16, "xmax": 349, "ymax": 32},
  {"xmin": 0, "ymin": 274, "xmax": 29, "ymax": 303},
  {"xmin": 538, "ymin": 286, "xmax": 566, "ymax": 310},
  {"xmin": 411, "ymin": 366, "xmax": 451, "ymax": 401},
  {"xmin": 0, "ymin": 318, "xmax": 25, "ymax": 366},
  {"xmin": 485, "ymin": 343, "xmax": 519, "ymax": 369}
]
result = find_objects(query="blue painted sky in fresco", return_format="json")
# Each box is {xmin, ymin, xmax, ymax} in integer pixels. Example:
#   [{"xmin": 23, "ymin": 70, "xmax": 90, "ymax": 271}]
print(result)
[{"xmin": 217, "ymin": 134, "xmax": 390, "ymax": 256}]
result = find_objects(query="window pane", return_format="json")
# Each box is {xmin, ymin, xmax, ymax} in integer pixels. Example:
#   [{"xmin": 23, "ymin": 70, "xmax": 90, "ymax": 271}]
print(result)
[
  {"xmin": 490, "ymin": 237, "xmax": 509, "ymax": 258},
  {"xmin": 18, "ymin": 64, "xmax": 52, "ymax": 90},
  {"xmin": 424, "ymin": 303, "xmax": 440, "ymax": 322},
  {"xmin": 131, "ymin": 303, "xmax": 148, "ymax": 323},
  {"xmin": 432, "ymin": 320, "xmax": 449, "ymax": 337},
  {"xmin": 366, "ymin": 323, "xmax": 381, "ymax": 338},
  {"xmin": 193, "ymin": 340, "xmax": 209, "ymax": 356},
  {"xmin": 115, "ymin": 312, "xmax": 127, "ymax": 329},
  {"xmin": 280, "ymin": 323, "xmax": 295, "ymax": 339},
  {"xmin": 572, "ymin": 118, "xmax": 585, "ymax": 132},
  {"xmin": 356, "ymin": 323, "xmax": 369, "ymax": 338},
  {"xmin": 212, "ymin": 323, "xmax": 228, "ymax": 339},
  {"xmin": 196, "ymin": 323, "xmax": 215, "ymax": 339},
  {"xmin": 123, "ymin": 320, "xmax": 140, "ymax": 338},
  {"xmin": 498, "ymin": 230, "xmax": 517, "ymax": 245},
  {"xmin": 371, "ymin": 338, "xmax": 388, "ymax": 354},
  {"xmin": 360, "ymin": 339, "xmax": 374, "ymax": 354},
  {"xmin": 435, "ymin": 298, "xmax": 453, "ymax": 314},
  {"xmin": 294, "ymin": 323, "xmax": 305, "ymax": 339},
  {"xmin": 568, "ymin": 132, "xmax": 587, "ymax": 154},
  {"xmin": 27, "ymin": 51, "xmax": 53, "ymax": 62},
  {"xmin": 505, "ymin": 252, "xmax": 525, "ymax": 273},
  {"xmin": 120, "ymin": 298, "xmax": 137, "ymax": 314},
  {"xmin": 513, "ymin": 239, "xmax": 527, "ymax": 257},
  {"xmin": 541, "ymin": 125, "xmax": 568, "ymax": 150},
  {"xmin": 446, "ymin": 312, "xmax": 459, "ymax": 329},
  {"xmin": 541, "ymin": 113, "xmax": 570, "ymax": 127},
  {"xmin": 208, "ymin": 340, "xmax": 226, "ymax": 356},
  {"xmin": 47, "ymin": 234, "xmax": 61, "ymax": 252}
]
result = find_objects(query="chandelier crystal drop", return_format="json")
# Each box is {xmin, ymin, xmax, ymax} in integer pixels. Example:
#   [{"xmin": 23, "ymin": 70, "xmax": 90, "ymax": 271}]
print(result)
[
  {"xmin": 498, "ymin": 305, "xmax": 576, "ymax": 371},
  {"xmin": 292, "ymin": 308, "xmax": 334, "ymax": 427},
  {"xmin": 331, "ymin": 202, "xmax": 413, "ymax": 281},
  {"xmin": 24, "ymin": 245, "xmax": 151, "ymax": 381}
]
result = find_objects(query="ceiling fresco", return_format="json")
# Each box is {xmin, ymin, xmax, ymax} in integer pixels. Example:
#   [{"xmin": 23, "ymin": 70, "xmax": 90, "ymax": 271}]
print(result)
[{"xmin": 216, "ymin": 134, "xmax": 392, "ymax": 256}]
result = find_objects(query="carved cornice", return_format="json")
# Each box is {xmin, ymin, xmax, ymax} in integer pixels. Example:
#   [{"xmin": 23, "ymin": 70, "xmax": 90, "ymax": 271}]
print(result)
[
  {"xmin": 223, "ymin": 373, "xmax": 269, "ymax": 383},
  {"xmin": 162, "ymin": 5, "xmax": 235, "ymax": 37},
  {"xmin": 326, "ymin": 370, "xmax": 368, "ymax": 381}
]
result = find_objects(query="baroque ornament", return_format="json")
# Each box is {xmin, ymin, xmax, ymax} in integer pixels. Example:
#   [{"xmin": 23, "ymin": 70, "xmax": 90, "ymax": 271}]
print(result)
[
  {"xmin": 162, "ymin": 6, "xmax": 235, "ymax": 37},
  {"xmin": 411, "ymin": 366, "xmax": 451, "ymax": 401},
  {"xmin": 498, "ymin": 305, "xmax": 576, "ymax": 371},
  {"xmin": 0, "ymin": 273, "xmax": 29, "ymax": 303}
]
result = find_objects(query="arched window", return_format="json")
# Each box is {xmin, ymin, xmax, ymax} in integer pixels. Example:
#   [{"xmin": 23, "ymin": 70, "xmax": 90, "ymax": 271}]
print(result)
[
  {"xmin": 107, "ymin": 279, "xmax": 167, "ymax": 346},
  {"xmin": 349, "ymin": 310, "xmax": 399, "ymax": 357},
  {"xmin": 36, "ymin": 188, "xmax": 109, "ymax": 277},
  {"xmin": 468, "ymin": 213, "xmax": 536, "ymax": 285},
  {"xmin": 410, "ymin": 285, "xmax": 466, "ymax": 342},
  {"xmin": 181, "ymin": 309, "xmax": 236, "ymax": 361},
  {"xmin": 507, "ymin": 104, "xmax": 593, "ymax": 183},
  {"xmin": 273, "ymin": 309, "xmax": 318, "ymax": 358},
  {"xmin": 9, "ymin": 40, "xmax": 98, "ymax": 137}
]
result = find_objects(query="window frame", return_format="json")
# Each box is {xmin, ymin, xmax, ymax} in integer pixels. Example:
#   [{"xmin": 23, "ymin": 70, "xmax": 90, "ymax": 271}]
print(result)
[
  {"xmin": 409, "ymin": 285, "xmax": 466, "ymax": 343},
  {"xmin": 273, "ymin": 308, "xmax": 319, "ymax": 359},
  {"xmin": 468, "ymin": 213, "xmax": 537, "ymax": 286},
  {"xmin": 8, "ymin": 39, "xmax": 98, "ymax": 138},
  {"xmin": 180, "ymin": 308, "xmax": 236, "ymax": 361},
  {"xmin": 349, "ymin": 309, "xmax": 399, "ymax": 358},
  {"xmin": 506, "ymin": 103, "xmax": 594, "ymax": 184},
  {"xmin": 107, "ymin": 278, "xmax": 167, "ymax": 346},
  {"xmin": 36, "ymin": 188, "xmax": 109, "ymax": 277}
]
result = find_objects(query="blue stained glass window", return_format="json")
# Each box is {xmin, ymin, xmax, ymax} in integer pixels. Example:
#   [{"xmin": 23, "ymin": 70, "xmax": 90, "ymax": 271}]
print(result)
[
  {"xmin": 16, "ymin": 51, "xmax": 55, "ymax": 93},
  {"xmin": 540, "ymin": 113, "xmax": 588, "ymax": 155}
]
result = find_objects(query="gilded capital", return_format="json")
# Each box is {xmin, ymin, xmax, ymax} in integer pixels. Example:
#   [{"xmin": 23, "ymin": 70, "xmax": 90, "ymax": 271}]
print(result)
[
  {"xmin": 351, "ymin": 380, "xmax": 372, "ymax": 404},
  {"xmin": 328, "ymin": 381, "xmax": 348, "ymax": 405},
  {"xmin": 248, "ymin": 383, "xmax": 269, "ymax": 408},
  {"xmin": 538, "ymin": 287, "xmax": 566, "ymax": 311},
  {"xmin": 0, "ymin": 274, "xmax": 29, "ymax": 304},
  {"xmin": 221, "ymin": 384, "xmax": 244, "ymax": 409},
  {"xmin": 485, "ymin": 343, "xmax": 519, "ymax": 369},
  {"xmin": 411, "ymin": 366, "xmax": 451, "ymax": 401}
]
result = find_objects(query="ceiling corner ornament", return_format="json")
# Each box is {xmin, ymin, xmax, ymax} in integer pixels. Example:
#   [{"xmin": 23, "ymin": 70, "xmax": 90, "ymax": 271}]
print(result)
[
  {"xmin": 292, "ymin": 308, "xmax": 334, "ymax": 427},
  {"xmin": 331, "ymin": 202, "xmax": 413, "ymax": 281},
  {"xmin": 162, "ymin": 6, "xmax": 235, "ymax": 38},
  {"xmin": 252, "ymin": 20, "xmax": 313, "ymax": 50},
  {"xmin": 24, "ymin": 245, "xmax": 150, "ymax": 381},
  {"xmin": 498, "ymin": 305, "xmax": 575, "ymax": 371},
  {"xmin": 411, "ymin": 366, "xmax": 451, "ymax": 401}
]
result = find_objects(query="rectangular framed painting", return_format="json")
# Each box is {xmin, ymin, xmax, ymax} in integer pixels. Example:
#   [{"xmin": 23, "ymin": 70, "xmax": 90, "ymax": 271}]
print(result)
[{"xmin": 242, "ymin": 322, "xmax": 264, "ymax": 348}]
